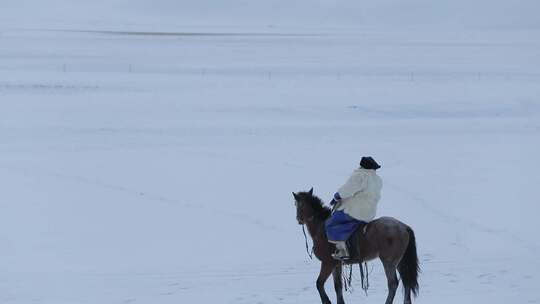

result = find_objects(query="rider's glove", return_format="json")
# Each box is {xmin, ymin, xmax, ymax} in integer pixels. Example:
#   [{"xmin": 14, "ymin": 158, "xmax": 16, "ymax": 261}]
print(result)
[{"xmin": 330, "ymin": 192, "xmax": 342, "ymax": 205}]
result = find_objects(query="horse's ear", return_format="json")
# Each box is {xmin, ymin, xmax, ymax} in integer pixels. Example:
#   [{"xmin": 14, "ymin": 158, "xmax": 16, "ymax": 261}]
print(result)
[
  {"xmin": 308, "ymin": 187, "xmax": 313, "ymax": 195},
  {"xmin": 292, "ymin": 192, "xmax": 298, "ymax": 200}
]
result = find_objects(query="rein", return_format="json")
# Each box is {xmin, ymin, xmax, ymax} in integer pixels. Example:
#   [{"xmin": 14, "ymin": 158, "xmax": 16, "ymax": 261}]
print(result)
[
  {"xmin": 301, "ymin": 225, "xmax": 313, "ymax": 260},
  {"xmin": 301, "ymin": 215, "xmax": 316, "ymax": 260},
  {"xmin": 343, "ymin": 262, "xmax": 370, "ymax": 295},
  {"xmin": 359, "ymin": 261, "xmax": 370, "ymax": 294}
]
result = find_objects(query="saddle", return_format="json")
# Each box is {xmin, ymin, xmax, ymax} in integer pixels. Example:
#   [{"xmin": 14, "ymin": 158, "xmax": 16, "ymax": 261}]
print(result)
[{"xmin": 345, "ymin": 222, "xmax": 369, "ymax": 262}]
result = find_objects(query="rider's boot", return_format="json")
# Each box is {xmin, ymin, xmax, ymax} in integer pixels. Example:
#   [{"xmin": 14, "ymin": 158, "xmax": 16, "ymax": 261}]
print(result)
[{"xmin": 331, "ymin": 241, "xmax": 350, "ymax": 260}]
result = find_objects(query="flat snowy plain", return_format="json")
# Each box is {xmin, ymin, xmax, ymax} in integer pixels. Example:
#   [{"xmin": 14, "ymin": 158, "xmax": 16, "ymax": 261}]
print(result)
[{"xmin": 1, "ymin": 1, "xmax": 539, "ymax": 303}]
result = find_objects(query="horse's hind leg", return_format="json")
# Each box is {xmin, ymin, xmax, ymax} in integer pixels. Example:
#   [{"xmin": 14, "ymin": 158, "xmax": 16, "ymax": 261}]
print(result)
[
  {"xmin": 403, "ymin": 286, "xmax": 412, "ymax": 304},
  {"xmin": 316, "ymin": 261, "xmax": 335, "ymax": 304},
  {"xmin": 332, "ymin": 264, "xmax": 345, "ymax": 304},
  {"xmin": 382, "ymin": 261, "xmax": 399, "ymax": 304}
]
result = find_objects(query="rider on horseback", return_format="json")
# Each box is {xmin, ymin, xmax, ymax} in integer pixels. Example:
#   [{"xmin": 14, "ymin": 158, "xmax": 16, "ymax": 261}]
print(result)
[{"xmin": 326, "ymin": 156, "xmax": 382, "ymax": 260}]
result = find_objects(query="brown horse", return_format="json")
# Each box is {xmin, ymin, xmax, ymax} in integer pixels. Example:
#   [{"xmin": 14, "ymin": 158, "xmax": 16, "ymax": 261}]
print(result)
[{"xmin": 293, "ymin": 188, "xmax": 419, "ymax": 304}]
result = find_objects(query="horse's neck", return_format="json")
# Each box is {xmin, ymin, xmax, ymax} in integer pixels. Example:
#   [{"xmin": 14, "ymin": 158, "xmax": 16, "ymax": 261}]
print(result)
[{"xmin": 306, "ymin": 219, "xmax": 326, "ymax": 243}]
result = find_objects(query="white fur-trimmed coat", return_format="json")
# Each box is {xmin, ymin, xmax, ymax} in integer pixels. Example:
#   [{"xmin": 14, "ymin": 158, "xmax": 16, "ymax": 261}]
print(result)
[{"xmin": 336, "ymin": 167, "xmax": 382, "ymax": 222}]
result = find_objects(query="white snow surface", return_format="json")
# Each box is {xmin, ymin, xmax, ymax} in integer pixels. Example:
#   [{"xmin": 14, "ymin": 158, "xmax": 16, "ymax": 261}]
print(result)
[{"xmin": 1, "ymin": 1, "xmax": 539, "ymax": 303}]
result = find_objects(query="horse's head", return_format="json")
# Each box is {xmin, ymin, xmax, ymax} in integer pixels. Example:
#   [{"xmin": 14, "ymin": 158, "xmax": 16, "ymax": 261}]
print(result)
[{"xmin": 292, "ymin": 187, "xmax": 316, "ymax": 225}]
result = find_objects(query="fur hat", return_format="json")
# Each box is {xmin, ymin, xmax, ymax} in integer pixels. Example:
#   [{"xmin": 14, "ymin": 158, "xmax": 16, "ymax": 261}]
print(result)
[{"xmin": 360, "ymin": 156, "xmax": 381, "ymax": 170}]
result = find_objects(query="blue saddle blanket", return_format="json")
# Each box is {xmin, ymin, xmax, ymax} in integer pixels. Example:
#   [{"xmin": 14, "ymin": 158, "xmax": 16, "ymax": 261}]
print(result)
[{"xmin": 325, "ymin": 210, "xmax": 366, "ymax": 242}]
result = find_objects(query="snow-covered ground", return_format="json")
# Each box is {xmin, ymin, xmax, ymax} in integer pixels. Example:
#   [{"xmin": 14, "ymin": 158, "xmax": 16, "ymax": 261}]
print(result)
[{"xmin": 1, "ymin": 1, "xmax": 539, "ymax": 303}]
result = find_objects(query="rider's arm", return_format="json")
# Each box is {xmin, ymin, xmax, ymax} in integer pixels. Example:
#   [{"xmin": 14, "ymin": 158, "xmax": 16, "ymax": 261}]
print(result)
[{"xmin": 337, "ymin": 171, "xmax": 367, "ymax": 199}]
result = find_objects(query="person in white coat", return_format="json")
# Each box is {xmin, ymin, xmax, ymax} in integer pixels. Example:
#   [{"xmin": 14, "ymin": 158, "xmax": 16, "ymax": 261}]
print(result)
[{"xmin": 325, "ymin": 156, "xmax": 382, "ymax": 260}]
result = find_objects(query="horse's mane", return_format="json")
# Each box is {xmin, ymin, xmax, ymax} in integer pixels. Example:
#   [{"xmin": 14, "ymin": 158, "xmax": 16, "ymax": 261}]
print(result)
[{"xmin": 296, "ymin": 191, "xmax": 332, "ymax": 220}]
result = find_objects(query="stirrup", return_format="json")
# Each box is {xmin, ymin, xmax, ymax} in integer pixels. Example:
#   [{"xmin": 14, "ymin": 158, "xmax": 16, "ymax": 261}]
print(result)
[{"xmin": 331, "ymin": 251, "xmax": 350, "ymax": 261}]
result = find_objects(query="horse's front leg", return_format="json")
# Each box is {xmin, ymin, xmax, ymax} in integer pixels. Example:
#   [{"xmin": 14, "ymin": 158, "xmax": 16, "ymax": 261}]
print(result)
[
  {"xmin": 316, "ymin": 261, "xmax": 335, "ymax": 304},
  {"xmin": 332, "ymin": 263, "xmax": 345, "ymax": 304}
]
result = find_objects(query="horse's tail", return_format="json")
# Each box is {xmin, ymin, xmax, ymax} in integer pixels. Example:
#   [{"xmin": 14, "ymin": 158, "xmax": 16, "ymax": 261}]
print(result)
[{"xmin": 398, "ymin": 227, "xmax": 420, "ymax": 297}]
